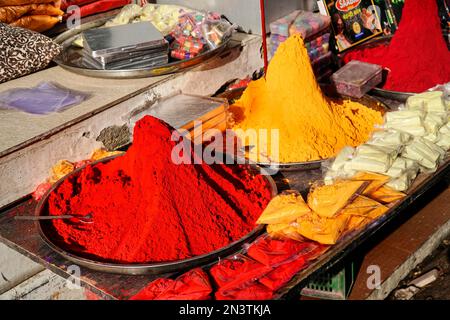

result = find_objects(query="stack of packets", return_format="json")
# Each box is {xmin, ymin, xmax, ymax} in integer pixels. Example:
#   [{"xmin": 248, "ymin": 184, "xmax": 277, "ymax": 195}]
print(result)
[
  {"xmin": 0, "ymin": 0, "xmax": 64, "ymax": 32},
  {"xmin": 257, "ymin": 180, "xmax": 405, "ymax": 246},
  {"xmin": 325, "ymin": 87, "xmax": 450, "ymax": 192},
  {"xmin": 269, "ymin": 10, "xmax": 331, "ymax": 79},
  {"xmin": 168, "ymin": 10, "xmax": 234, "ymax": 60},
  {"xmin": 33, "ymin": 148, "xmax": 124, "ymax": 201},
  {"xmin": 131, "ymin": 237, "xmax": 326, "ymax": 300},
  {"xmin": 104, "ymin": 3, "xmax": 186, "ymax": 35}
]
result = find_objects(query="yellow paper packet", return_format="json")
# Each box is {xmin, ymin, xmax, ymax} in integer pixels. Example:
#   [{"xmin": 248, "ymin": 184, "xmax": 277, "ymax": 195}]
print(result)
[
  {"xmin": 307, "ymin": 180, "xmax": 366, "ymax": 218},
  {"xmin": 257, "ymin": 192, "xmax": 311, "ymax": 225}
]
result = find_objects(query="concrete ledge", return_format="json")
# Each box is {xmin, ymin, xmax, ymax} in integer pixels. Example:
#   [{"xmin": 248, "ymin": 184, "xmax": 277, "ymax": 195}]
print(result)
[
  {"xmin": 0, "ymin": 269, "xmax": 85, "ymax": 300},
  {"xmin": 349, "ymin": 183, "xmax": 450, "ymax": 300},
  {"xmin": 0, "ymin": 243, "xmax": 44, "ymax": 294}
]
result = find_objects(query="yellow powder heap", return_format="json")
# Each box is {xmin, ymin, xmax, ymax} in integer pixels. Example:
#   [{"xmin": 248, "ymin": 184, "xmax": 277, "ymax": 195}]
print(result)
[{"xmin": 231, "ymin": 34, "xmax": 383, "ymax": 163}]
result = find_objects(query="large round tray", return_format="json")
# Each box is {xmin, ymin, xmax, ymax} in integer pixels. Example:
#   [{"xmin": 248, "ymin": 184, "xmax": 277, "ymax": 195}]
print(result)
[
  {"xmin": 36, "ymin": 155, "xmax": 278, "ymax": 275},
  {"xmin": 217, "ymin": 88, "xmax": 389, "ymax": 171},
  {"xmin": 339, "ymin": 36, "xmax": 415, "ymax": 101},
  {"xmin": 53, "ymin": 17, "xmax": 231, "ymax": 79}
]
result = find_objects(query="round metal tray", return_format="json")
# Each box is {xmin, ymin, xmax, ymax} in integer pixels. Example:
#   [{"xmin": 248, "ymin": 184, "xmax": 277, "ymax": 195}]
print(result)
[
  {"xmin": 339, "ymin": 36, "xmax": 415, "ymax": 101},
  {"xmin": 217, "ymin": 88, "xmax": 389, "ymax": 171},
  {"xmin": 36, "ymin": 155, "xmax": 278, "ymax": 275},
  {"xmin": 53, "ymin": 17, "xmax": 231, "ymax": 79}
]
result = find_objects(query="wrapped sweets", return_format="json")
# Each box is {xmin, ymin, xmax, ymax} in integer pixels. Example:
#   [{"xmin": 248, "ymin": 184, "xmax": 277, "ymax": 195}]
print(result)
[
  {"xmin": 344, "ymin": 147, "xmax": 392, "ymax": 174},
  {"xmin": 324, "ymin": 146, "xmax": 355, "ymax": 183},
  {"xmin": 402, "ymin": 138, "xmax": 443, "ymax": 171},
  {"xmin": 386, "ymin": 171, "xmax": 419, "ymax": 192},
  {"xmin": 356, "ymin": 144, "xmax": 400, "ymax": 165},
  {"xmin": 104, "ymin": 3, "xmax": 142, "ymax": 27},
  {"xmin": 437, "ymin": 124, "xmax": 450, "ymax": 150},
  {"xmin": 368, "ymin": 130, "xmax": 411, "ymax": 147},
  {"xmin": 385, "ymin": 157, "xmax": 419, "ymax": 179},
  {"xmin": 139, "ymin": 4, "xmax": 186, "ymax": 35},
  {"xmin": 406, "ymin": 91, "xmax": 447, "ymax": 112},
  {"xmin": 384, "ymin": 110, "xmax": 427, "ymax": 137}
]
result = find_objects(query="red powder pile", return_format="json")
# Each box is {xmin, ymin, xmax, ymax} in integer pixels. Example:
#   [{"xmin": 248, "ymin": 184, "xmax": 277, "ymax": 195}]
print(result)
[
  {"xmin": 344, "ymin": 0, "xmax": 450, "ymax": 93},
  {"xmin": 48, "ymin": 116, "xmax": 271, "ymax": 264}
]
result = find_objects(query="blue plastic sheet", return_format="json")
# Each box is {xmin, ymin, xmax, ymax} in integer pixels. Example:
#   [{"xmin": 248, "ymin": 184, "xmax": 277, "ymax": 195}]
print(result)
[{"xmin": 0, "ymin": 82, "xmax": 89, "ymax": 115}]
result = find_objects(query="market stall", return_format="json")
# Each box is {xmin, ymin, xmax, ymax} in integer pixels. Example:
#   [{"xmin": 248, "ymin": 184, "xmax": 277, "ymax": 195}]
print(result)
[{"xmin": 0, "ymin": 0, "xmax": 450, "ymax": 300}]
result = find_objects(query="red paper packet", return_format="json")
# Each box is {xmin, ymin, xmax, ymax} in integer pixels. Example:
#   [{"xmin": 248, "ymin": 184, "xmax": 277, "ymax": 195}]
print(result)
[
  {"xmin": 130, "ymin": 268, "xmax": 212, "ymax": 300},
  {"xmin": 209, "ymin": 254, "xmax": 272, "ymax": 292}
]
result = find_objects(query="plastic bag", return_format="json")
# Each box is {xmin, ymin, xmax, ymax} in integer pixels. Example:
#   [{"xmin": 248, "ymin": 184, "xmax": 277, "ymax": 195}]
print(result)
[
  {"xmin": 256, "ymin": 190, "xmax": 311, "ymax": 225},
  {"xmin": 130, "ymin": 268, "xmax": 212, "ymax": 300},
  {"xmin": 245, "ymin": 235, "xmax": 325, "ymax": 265},
  {"xmin": 249, "ymin": 236, "xmax": 327, "ymax": 292},
  {"xmin": 0, "ymin": 82, "xmax": 89, "ymax": 114}
]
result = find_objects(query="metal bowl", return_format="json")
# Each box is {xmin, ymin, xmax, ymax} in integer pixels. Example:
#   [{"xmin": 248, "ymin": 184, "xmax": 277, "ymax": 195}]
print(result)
[
  {"xmin": 36, "ymin": 155, "xmax": 277, "ymax": 275},
  {"xmin": 217, "ymin": 88, "xmax": 389, "ymax": 171},
  {"xmin": 53, "ymin": 17, "xmax": 231, "ymax": 79}
]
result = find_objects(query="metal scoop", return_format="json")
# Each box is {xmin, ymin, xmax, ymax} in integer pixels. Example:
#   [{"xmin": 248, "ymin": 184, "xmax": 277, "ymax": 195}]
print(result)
[{"xmin": 15, "ymin": 213, "xmax": 93, "ymax": 224}]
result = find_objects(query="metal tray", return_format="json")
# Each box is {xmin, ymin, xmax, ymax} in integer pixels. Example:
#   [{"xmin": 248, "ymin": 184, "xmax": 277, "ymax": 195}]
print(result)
[
  {"xmin": 53, "ymin": 17, "xmax": 231, "ymax": 79},
  {"xmin": 338, "ymin": 36, "xmax": 415, "ymax": 101},
  {"xmin": 35, "ymin": 155, "xmax": 278, "ymax": 275},
  {"xmin": 216, "ymin": 88, "xmax": 389, "ymax": 171}
]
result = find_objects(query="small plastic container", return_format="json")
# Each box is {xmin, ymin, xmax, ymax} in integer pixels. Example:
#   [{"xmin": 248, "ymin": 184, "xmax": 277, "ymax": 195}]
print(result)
[
  {"xmin": 289, "ymin": 11, "xmax": 331, "ymax": 40},
  {"xmin": 331, "ymin": 60, "xmax": 383, "ymax": 99},
  {"xmin": 269, "ymin": 10, "xmax": 302, "ymax": 37}
]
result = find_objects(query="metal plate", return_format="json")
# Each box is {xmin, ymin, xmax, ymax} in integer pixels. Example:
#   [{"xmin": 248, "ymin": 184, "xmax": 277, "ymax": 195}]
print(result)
[
  {"xmin": 35, "ymin": 155, "xmax": 278, "ymax": 275},
  {"xmin": 217, "ymin": 88, "xmax": 389, "ymax": 172},
  {"xmin": 338, "ymin": 36, "xmax": 415, "ymax": 101},
  {"xmin": 53, "ymin": 17, "xmax": 231, "ymax": 79}
]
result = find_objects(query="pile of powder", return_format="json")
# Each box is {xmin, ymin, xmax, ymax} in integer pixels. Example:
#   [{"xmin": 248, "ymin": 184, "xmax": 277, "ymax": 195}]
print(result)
[
  {"xmin": 231, "ymin": 34, "xmax": 383, "ymax": 163},
  {"xmin": 48, "ymin": 116, "xmax": 272, "ymax": 264},
  {"xmin": 344, "ymin": 0, "xmax": 450, "ymax": 93}
]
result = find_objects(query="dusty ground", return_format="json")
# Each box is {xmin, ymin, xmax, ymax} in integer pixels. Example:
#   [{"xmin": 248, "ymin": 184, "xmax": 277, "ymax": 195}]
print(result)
[{"xmin": 389, "ymin": 236, "xmax": 450, "ymax": 300}]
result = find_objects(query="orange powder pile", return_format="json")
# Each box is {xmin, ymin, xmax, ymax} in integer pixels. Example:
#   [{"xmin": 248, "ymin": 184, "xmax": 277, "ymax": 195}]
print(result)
[{"xmin": 231, "ymin": 34, "xmax": 383, "ymax": 163}]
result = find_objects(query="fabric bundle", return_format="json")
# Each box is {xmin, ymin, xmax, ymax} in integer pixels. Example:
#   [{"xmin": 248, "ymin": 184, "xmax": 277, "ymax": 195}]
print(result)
[
  {"xmin": 0, "ymin": 23, "xmax": 61, "ymax": 83},
  {"xmin": 0, "ymin": 0, "xmax": 63, "ymax": 32}
]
